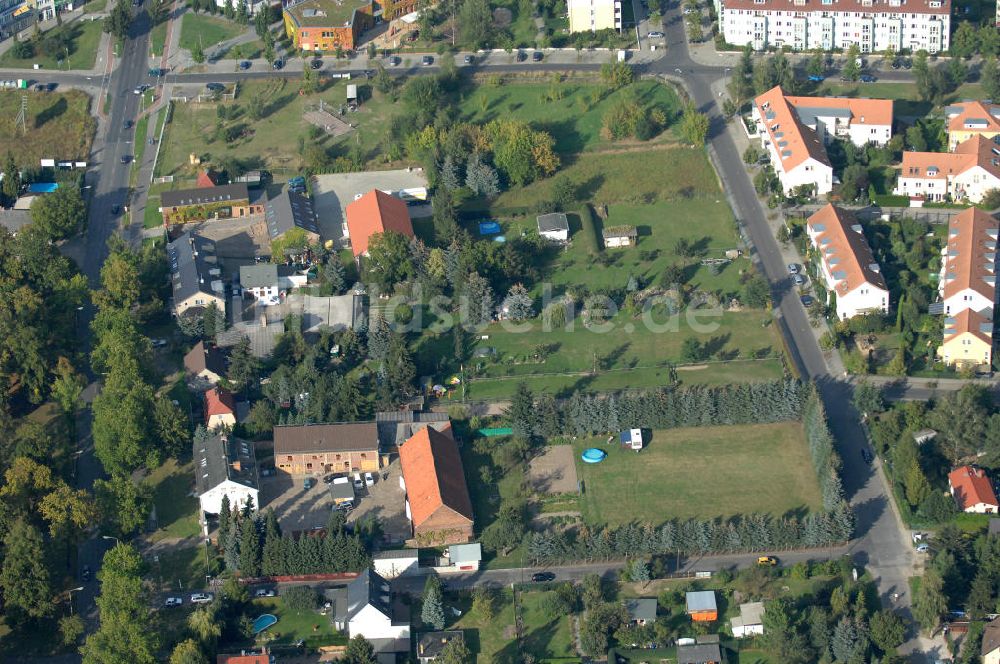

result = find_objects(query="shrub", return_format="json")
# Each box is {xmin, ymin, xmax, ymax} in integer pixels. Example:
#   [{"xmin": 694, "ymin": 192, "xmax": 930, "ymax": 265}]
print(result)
[{"xmin": 282, "ymin": 585, "xmax": 318, "ymax": 611}]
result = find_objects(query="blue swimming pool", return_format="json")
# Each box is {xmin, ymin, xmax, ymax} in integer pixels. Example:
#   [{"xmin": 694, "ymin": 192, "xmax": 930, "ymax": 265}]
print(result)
[
  {"xmin": 251, "ymin": 613, "xmax": 277, "ymax": 635},
  {"xmin": 581, "ymin": 448, "xmax": 606, "ymax": 464},
  {"xmin": 28, "ymin": 183, "xmax": 58, "ymax": 193}
]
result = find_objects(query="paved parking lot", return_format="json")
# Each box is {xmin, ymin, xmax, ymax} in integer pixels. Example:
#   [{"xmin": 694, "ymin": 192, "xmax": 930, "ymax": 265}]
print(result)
[
  {"xmin": 311, "ymin": 169, "xmax": 429, "ymax": 245},
  {"xmin": 346, "ymin": 460, "xmax": 410, "ymax": 546}
]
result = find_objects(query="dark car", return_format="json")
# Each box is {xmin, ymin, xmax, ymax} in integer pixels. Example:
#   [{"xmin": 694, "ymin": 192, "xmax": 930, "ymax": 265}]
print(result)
[
  {"xmin": 82, "ymin": 565, "xmax": 91, "ymax": 582},
  {"xmin": 531, "ymin": 51, "xmax": 543, "ymax": 62},
  {"xmin": 120, "ymin": 155, "xmax": 131, "ymax": 164},
  {"xmin": 800, "ymin": 294, "xmax": 814, "ymax": 307},
  {"xmin": 531, "ymin": 572, "xmax": 555, "ymax": 582},
  {"xmin": 148, "ymin": 67, "xmax": 165, "ymax": 77},
  {"xmin": 891, "ymin": 59, "xmax": 901, "ymax": 69},
  {"xmin": 859, "ymin": 74, "xmax": 877, "ymax": 83},
  {"xmin": 238, "ymin": 60, "xmax": 251, "ymax": 70},
  {"xmin": 111, "ymin": 204, "xmax": 121, "ymax": 215},
  {"xmin": 421, "ymin": 55, "xmax": 433, "ymax": 66},
  {"xmin": 902, "ymin": 58, "xmax": 912, "ymax": 69},
  {"xmin": 272, "ymin": 59, "xmax": 284, "ymax": 70},
  {"xmin": 46, "ymin": 82, "xmax": 57, "ymax": 91},
  {"xmin": 861, "ymin": 449, "xmax": 872, "ymax": 464},
  {"xmin": 123, "ymin": 119, "xmax": 132, "ymax": 130},
  {"xmin": 205, "ymin": 82, "xmax": 225, "ymax": 92},
  {"xmin": 388, "ymin": 55, "xmax": 401, "ymax": 66},
  {"xmin": 516, "ymin": 50, "xmax": 527, "ymax": 62},
  {"xmin": 323, "ymin": 474, "xmax": 336, "ymax": 484},
  {"xmin": 311, "ymin": 59, "xmax": 323, "ymax": 69},
  {"xmin": 464, "ymin": 54, "xmax": 475, "ymax": 64}
]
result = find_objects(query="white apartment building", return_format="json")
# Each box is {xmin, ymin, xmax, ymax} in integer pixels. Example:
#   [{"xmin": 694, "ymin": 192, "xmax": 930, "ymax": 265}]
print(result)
[
  {"xmin": 895, "ymin": 135, "xmax": 1000, "ymax": 204},
  {"xmin": 753, "ymin": 86, "xmax": 893, "ymax": 195},
  {"xmin": 567, "ymin": 0, "xmax": 621, "ymax": 32},
  {"xmin": 716, "ymin": 0, "xmax": 950, "ymax": 53},
  {"xmin": 806, "ymin": 204, "xmax": 890, "ymax": 319}
]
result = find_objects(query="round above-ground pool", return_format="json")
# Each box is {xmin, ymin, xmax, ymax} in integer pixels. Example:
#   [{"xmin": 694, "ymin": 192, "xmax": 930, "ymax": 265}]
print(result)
[
  {"xmin": 251, "ymin": 614, "xmax": 278, "ymax": 635},
  {"xmin": 581, "ymin": 448, "xmax": 607, "ymax": 464}
]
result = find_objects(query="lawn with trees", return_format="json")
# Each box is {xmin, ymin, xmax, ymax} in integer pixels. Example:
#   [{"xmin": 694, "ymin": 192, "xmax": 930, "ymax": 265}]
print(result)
[{"xmin": 0, "ymin": 18, "xmax": 103, "ymax": 70}]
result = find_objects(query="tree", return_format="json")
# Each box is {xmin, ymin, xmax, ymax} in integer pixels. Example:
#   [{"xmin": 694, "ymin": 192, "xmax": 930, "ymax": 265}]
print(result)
[
  {"xmin": 852, "ymin": 380, "xmax": 885, "ymax": 416},
  {"xmin": 254, "ymin": 8, "xmax": 269, "ymax": 38},
  {"xmin": 59, "ymin": 614, "xmax": 85, "ymax": 646},
  {"xmin": 762, "ymin": 599, "xmax": 812, "ymax": 664},
  {"xmin": 365, "ymin": 230, "xmax": 416, "ymax": 291},
  {"xmin": 30, "ymin": 185, "xmax": 85, "ymax": 240},
  {"xmin": 630, "ymin": 558, "xmax": 650, "ymax": 583},
  {"xmin": 154, "ymin": 398, "xmax": 189, "ymax": 457},
  {"xmin": 187, "ymin": 605, "xmax": 221, "ymax": 647},
  {"xmin": 551, "ymin": 176, "xmax": 576, "ymax": 210},
  {"xmin": 831, "ymin": 616, "xmax": 867, "ymax": 662},
  {"xmin": 806, "ymin": 52, "xmax": 825, "ymax": 78},
  {"xmin": 506, "ymin": 382, "xmax": 535, "ymax": 436},
  {"xmin": 51, "ymin": 356, "xmax": 85, "ymax": 415},
  {"xmin": 464, "ymin": 270, "xmax": 494, "ymax": 328},
  {"xmin": 0, "ymin": 519, "xmax": 53, "ymax": 619},
  {"xmin": 239, "ymin": 517, "xmax": 262, "ymax": 576},
  {"xmin": 438, "ymin": 637, "xmax": 472, "ymax": 664},
  {"xmin": 503, "ymin": 283, "xmax": 533, "ymax": 321},
  {"xmin": 465, "ymin": 152, "xmax": 500, "ymax": 198},
  {"xmin": 457, "ymin": 0, "xmax": 493, "ymax": 49},
  {"xmin": 480, "ymin": 502, "xmax": 524, "ymax": 555},
  {"xmin": 324, "ymin": 253, "xmax": 347, "ymax": 294},
  {"xmin": 81, "ymin": 543, "xmax": 157, "ymax": 664},
  {"xmin": 169, "ymin": 639, "xmax": 208, "ymax": 664},
  {"xmin": 913, "ymin": 567, "xmax": 947, "ymax": 634},
  {"xmin": 951, "ymin": 20, "xmax": 979, "ymax": 58},
  {"xmin": 2, "ymin": 152, "xmax": 20, "ymax": 206},
  {"xmin": 679, "ymin": 102, "xmax": 709, "ymax": 147},
  {"xmin": 982, "ymin": 57, "xmax": 1000, "ymax": 103},
  {"xmin": 191, "ymin": 41, "xmax": 205, "ymax": 64},
  {"xmin": 600, "ymin": 60, "xmax": 634, "ymax": 89},
  {"xmin": 227, "ymin": 336, "xmax": 258, "ymax": 394},
  {"xmin": 94, "ymin": 476, "xmax": 152, "ymax": 536},
  {"xmin": 367, "ymin": 312, "xmax": 391, "ymax": 361},
  {"xmin": 842, "ymin": 44, "xmax": 861, "ymax": 81},
  {"xmin": 742, "ymin": 274, "xmax": 771, "ymax": 308},
  {"xmin": 483, "ymin": 119, "xmax": 559, "ymax": 186},
  {"xmin": 345, "ymin": 634, "xmax": 377, "ymax": 664},
  {"xmin": 283, "ymin": 585, "xmax": 318, "ymax": 611},
  {"xmin": 421, "ymin": 576, "xmax": 445, "ymax": 630},
  {"xmin": 471, "ymin": 586, "xmax": 496, "ymax": 620},
  {"xmin": 373, "ymin": 63, "xmax": 393, "ymax": 95},
  {"xmin": 103, "ymin": 0, "xmax": 133, "ymax": 42},
  {"xmin": 203, "ymin": 301, "xmax": 224, "ymax": 341},
  {"xmin": 869, "ymin": 609, "xmax": 905, "ymax": 654}
]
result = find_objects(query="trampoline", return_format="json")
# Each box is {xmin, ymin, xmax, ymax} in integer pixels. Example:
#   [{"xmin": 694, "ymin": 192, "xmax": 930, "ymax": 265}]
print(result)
[
  {"xmin": 251, "ymin": 613, "xmax": 278, "ymax": 635},
  {"xmin": 581, "ymin": 448, "xmax": 607, "ymax": 464}
]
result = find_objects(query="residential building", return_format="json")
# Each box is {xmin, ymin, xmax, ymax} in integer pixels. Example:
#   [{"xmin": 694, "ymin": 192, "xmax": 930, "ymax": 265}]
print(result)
[
  {"xmin": 265, "ymin": 188, "xmax": 321, "ymax": 249},
  {"xmin": 205, "ymin": 387, "xmax": 237, "ymax": 429},
  {"xmin": 537, "ymin": 212, "xmax": 570, "ymax": 242},
  {"xmin": 730, "ymin": 601, "xmax": 765, "ymax": 638},
  {"xmin": 274, "ymin": 422, "xmax": 382, "ymax": 475},
  {"xmin": 444, "ymin": 543, "xmax": 482, "ymax": 571},
  {"xmin": 0, "ymin": 0, "xmax": 36, "ymax": 41},
  {"xmin": 677, "ymin": 642, "xmax": 722, "ymax": 664},
  {"xmin": 398, "ymin": 423, "xmax": 475, "ymax": 545},
  {"xmin": 333, "ymin": 568, "xmax": 410, "ymax": 653},
  {"xmin": 240, "ymin": 263, "xmax": 280, "ymax": 306},
  {"xmin": 685, "ymin": 591, "xmax": 718, "ymax": 622},
  {"xmin": 716, "ymin": 0, "xmax": 950, "ymax": 53},
  {"xmin": 194, "ymin": 433, "xmax": 259, "ymax": 517},
  {"xmin": 167, "ymin": 232, "xmax": 227, "ymax": 319},
  {"xmin": 283, "ymin": 0, "xmax": 416, "ymax": 52},
  {"xmin": 935, "ymin": 207, "xmax": 998, "ymax": 367},
  {"xmin": 945, "ymin": 101, "xmax": 1000, "ymax": 150},
  {"xmin": 183, "ymin": 340, "xmax": 228, "ymax": 385},
  {"xmin": 417, "ymin": 631, "xmax": 464, "ymax": 663},
  {"xmin": 372, "ymin": 549, "xmax": 419, "ymax": 579},
  {"xmin": 895, "ymin": 135, "xmax": 1000, "ymax": 204},
  {"xmin": 806, "ymin": 205, "xmax": 890, "ymax": 320},
  {"xmin": 567, "ymin": 0, "xmax": 621, "ymax": 32},
  {"xmin": 948, "ymin": 465, "xmax": 999, "ymax": 513},
  {"xmin": 984, "ymin": 616, "xmax": 1000, "ymax": 664},
  {"xmin": 602, "ymin": 225, "xmax": 637, "ymax": 248},
  {"xmin": 753, "ymin": 86, "xmax": 893, "ymax": 195},
  {"xmin": 345, "ymin": 189, "xmax": 414, "ymax": 258},
  {"xmin": 160, "ymin": 183, "xmax": 263, "ymax": 225},
  {"xmin": 213, "ymin": 0, "xmax": 269, "ymax": 14},
  {"xmin": 375, "ymin": 410, "xmax": 452, "ymax": 451},
  {"xmin": 625, "ymin": 598, "xmax": 657, "ymax": 626}
]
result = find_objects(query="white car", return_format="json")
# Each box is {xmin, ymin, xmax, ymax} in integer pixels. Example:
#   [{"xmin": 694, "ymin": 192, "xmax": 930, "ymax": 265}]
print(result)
[
  {"xmin": 364, "ymin": 472, "xmax": 375, "ymax": 487},
  {"xmin": 353, "ymin": 473, "xmax": 364, "ymax": 490},
  {"xmin": 255, "ymin": 589, "xmax": 276, "ymax": 597},
  {"xmin": 190, "ymin": 592, "xmax": 214, "ymax": 604},
  {"xmin": 164, "ymin": 596, "xmax": 183, "ymax": 607},
  {"xmin": 916, "ymin": 544, "xmax": 930, "ymax": 553}
]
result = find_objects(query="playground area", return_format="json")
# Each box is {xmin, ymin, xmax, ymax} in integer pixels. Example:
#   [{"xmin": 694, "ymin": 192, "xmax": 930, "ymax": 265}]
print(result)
[{"xmin": 527, "ymin": 444, "xmax": 579, "ymax": 495}]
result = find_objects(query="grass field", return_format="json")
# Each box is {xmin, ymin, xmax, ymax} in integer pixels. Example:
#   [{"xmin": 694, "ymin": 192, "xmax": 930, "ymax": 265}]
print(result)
[
  {"xmin": 248, "ymin": 597, "xmax": 347, "ymax": 647},
  {"xmin": 153, "ymin": 544, "xmax": 208, "ymax": 591},
  {"xmin": 519, "ymin": 591, "xmax": 579, "ymax": 662},
  {"xmin": 447, "ymin": 590, "xmax": 520, "ymax": 663},
  {"xmin": 0, "ymin": 18, "xmax": 103, "ymax": 70},
  {"xmin": 179, "ymin": 13, "xmax": 246, "ymax": 52},
  {"xmin": 150, "ymin": 16, "xmax": 168, "ymax": 56},
  {"xmin": 573, "ymin": 422, "xmax": 823, "ymax": 525},
  {"xmin": 816, "ymin": 81, "xmax": 986, "ymax": 117},
  {"xmin": 147, "ymin": 458, "xmax": 201, "ymax": 540},
  {"xmin": 0, "ymin": 90, "xmax": 95, "ymax": 164}
]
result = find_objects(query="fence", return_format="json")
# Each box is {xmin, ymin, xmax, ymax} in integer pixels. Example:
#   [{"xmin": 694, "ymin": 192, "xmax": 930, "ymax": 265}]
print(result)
[{"xmin": 783, "ymin": 203, "xmax": 966, "ymax": 226}]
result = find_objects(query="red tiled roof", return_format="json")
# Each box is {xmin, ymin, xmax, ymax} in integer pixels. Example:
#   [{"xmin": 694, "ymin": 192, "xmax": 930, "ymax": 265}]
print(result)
[
  {"xmin": 900, "ymin": 135, "xmax": 1000, "ymax": 182},
  {"xmin": 344, "ymin": 189, "xmax": 413, "ymax": 257},
  {"xmin": 807, "ymin": 204, "xmax": 887, "ymax": 297},
  {"xmin": 205, "ymin": 387, "xmax": 236, "ymax": 417},
  {"xmin": 755, "ymin": 86, "xmax": 831, "ymax": 174},
  {"xmin": 783, "ymin": 93, "xmax": 894, "ymax": 128},
  {"xmin": 942, "ymin": 308, "xmax": 993, "ymax": 346},
  {"xmin": 947, "ymin": 101, "xmax": 1000, "ymax": 134},
  {"xmin": 948, "ymin": 466, "xmax": 999, "ymax": 510},
  {"xmin": 398, "ymin": 423, "xmax": 474, "ymax": 529},
  {"xmin": 216, "ymin": 655, "xmax": 269, "ymax": 664},
  {"xmin": 197, "ymin": 170, "xmax": 219, "ymax": 187},
  {"xmin": 940, "ymin": 207, "xmax": 999, "ymax": 302}
]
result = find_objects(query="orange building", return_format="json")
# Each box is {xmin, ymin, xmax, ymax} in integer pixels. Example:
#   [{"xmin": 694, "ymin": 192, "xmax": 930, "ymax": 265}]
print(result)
[
  {"xmin": 344, "ymin": 189, "xmax": 413, "ymax": 258},
  {"xmin": 283, "ymin": 0, "xmax": 419, "ymax": 51},
  {"xmin": 686, "ymin": 591, "xmax": 718, "ymax": 622}
]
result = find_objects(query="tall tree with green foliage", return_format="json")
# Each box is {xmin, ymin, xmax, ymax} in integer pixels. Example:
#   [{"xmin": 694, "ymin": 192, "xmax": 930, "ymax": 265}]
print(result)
[
  {"xmin": 227, "ymin": 336, "xmax": 259, "ymax": 394},
  {"xmin": 2, "ymin": 152, "xmax": 20, "ymax": 206},
  {"xmin": 506, "ymin": 381, "xmax": 535, "ymax": 436},
  {"xmin": 913, "ymin": 567, "xmax": 947, "ymax": 634},
  {"xmin": 30, "ymin": 185, "xmax": 85, "ymax": 241},
  {"xmin": 457, "ymin": 0, "xmax": 493, "ymax": 49},
  {"xmin": 0, "ymin": 519, "xmax": 53, "ymax": 620},
  {"xmin": 345, "ymin": 634, "xmax": 377, "ymax": 664},
  {"xmin": 169, "ymin": 639, "xmax": 208, "ymax": 664},
  {"xmin": 679, "ymin": 102, "xmax": 709, "ymax": 147},
  {"xmin": 81, "ymin": 543, "xmax": 157, "ymax": 664},
  {"xmin": 421, "ymin": 576, "xmax": 445, "ymax": 630}
]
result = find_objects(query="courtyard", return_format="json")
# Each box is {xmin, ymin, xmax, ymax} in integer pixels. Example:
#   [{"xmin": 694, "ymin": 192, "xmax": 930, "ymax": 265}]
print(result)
[{"xmin": 311, "ymin": 168, "xmax": 430, "ymax": 244}]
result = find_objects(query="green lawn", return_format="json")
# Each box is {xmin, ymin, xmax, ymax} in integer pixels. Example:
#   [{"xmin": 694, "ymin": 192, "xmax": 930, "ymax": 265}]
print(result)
[
  {"xmin": 0, "ymin": 18, "xmax": 103, "ymax": 69},
  {"xmin": 131, "ymin": 113, "xmax": 151, "ymax": 186},
  {"xmin": 0, "ymin": 90, "xmax": 95, "ymax": 165},
  {"xmin": 816, "ymin": 81, "xmax": 986, "ymax": 117},
  {"xmin": 153, "ymin": 544, "xmax": 209, "ymax": 592},
  {"xmin": 147, "ymin": 458, "xmax": 201, "ymax": 540},
  {"xmin": 178, "ymin": 13, "xmax": 246, "ymax": 52},
  {"xmin": 448, "ymin": 589, "xmax": 520, "ymax": 663},
  {"xmin": 249, "ymin": 597, "xmax": 348, "ymax": 647},
  {"xmin": 150, "ymin": 16, "xmax": 168, "ymax": 57},
  {"xmin": 520, "ymin": 591, "xmax": 579, "ymax": 662},
  {"xmin": 573, "ymin": 422, "xmax": 823, "ymax": 525}
]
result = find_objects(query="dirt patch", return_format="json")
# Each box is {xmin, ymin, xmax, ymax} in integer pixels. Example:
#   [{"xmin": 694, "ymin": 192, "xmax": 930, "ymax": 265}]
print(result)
[
  {"xmin": 528, "ymin": 445, "xmax": 579, "ymax": 495},
  {"xmin": 492, "ymin": 7, "xmax": 512, "ymax": 28}
]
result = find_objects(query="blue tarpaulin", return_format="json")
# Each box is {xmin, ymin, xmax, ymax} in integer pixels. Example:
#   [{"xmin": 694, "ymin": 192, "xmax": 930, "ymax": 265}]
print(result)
[{"xmin": 479, "ymin": 221, "xmax": 501, "ymax": 235}]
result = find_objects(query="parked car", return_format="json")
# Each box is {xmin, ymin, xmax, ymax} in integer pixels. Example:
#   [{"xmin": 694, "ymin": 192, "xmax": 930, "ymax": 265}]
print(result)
[
  {"xmin": 859, "ymin": 74, "xmax": 877, "ymax": 83},
  {"xmin": 254, "ymin": 589, "xmax": 276, "ymax": 597},
  {"xmin": 787, "ymin": 263, "xmax": 799, "ymax": 274},
  {"xmin": 916, "ymin": 544, "xmax": 930, "ymax": 553},
  {"xmin": 388, "ymin": 55, "xmax": 401, "ymax": 66},
  {"xmin": 800, "ymin": 295, "xmax": 814, "ymax": 307},
  {"xmin": 304, "ymin": 477, "xmax": 315, "ymax": 490},
  {"xmin": 323, "ymin": 474, "xmax": 336, "ymax": 484},
  {"xmin": 861, "ymin": 449, "xmax": 872, "ymax": 464},
  {"xmin": 205, "ymin": 82, "xmax": 225, "ymax": 92},
  {"xmin": 757, "ymin": 556, "xmax": 778, "ymax": 566},
  {"xmin": 310, "ymin": 59, "xmax": 323, "ymax": 70},
  {"xmin": 793, "ymin": 274, "xmax": 806, "ymax": 286},
  {"xmin": 353, "ymin": 473, "xmax": 364, "ymax": 490},
  {"xmin": 272, "ymin": 59, "xmax": 284, "ymax": 69},
  {"xmin": 364, "ymin": 472, "xmax": 375, "ymax": 487},
  {"xmin": 647, "ymin": 30, "xmax": 665, "ymax": 37},
  {"xmin": 421, "ymin": 55, "xmax": 434, "ymax": 66},
  {"xmin": 239, "ymin": 60, "xmax": 251, "ymax": 70},
  {"xmin": 531, "ymin": 572, "xmax": 555, "ymax": 582},
  {"xmin": 190, "ymin": 593, "xmax": 213, "ymax": 604},
  {"xmin": 532, "ymin": 51, "xmax": 543, "ymax": 62},
  {"xmin": 164, "ymin": 597, "xmax": 183, "ymax": 607},
  {"xmin": 515, "ymin": 50, "xmax": 526, "ymax": 62},
  {"xmin": 120, "ymin": 155, "xmax": 131, "ymax": 164},
  {"xmin": 464, "ymin": 54, "xmax": 475, "ymax": 64},
  {"xmin": 148, "ymin": 68, "xmax": 164, "ymax": 77},
  {"xmin": 151, "ymin": 338, "xmax": 167, "ymax": 348},
  {"xmin": 123, "ymin": 119, "xmax": 133, "ymax": 130}
]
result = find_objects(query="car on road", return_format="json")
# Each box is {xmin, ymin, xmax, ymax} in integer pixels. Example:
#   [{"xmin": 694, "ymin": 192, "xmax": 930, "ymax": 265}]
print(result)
[
  {"xmin": 800, "ymin": 295, "xmax": 814, "ymax": 307},
  {"xmin": 364, "ymin": 472, "xmax": 375, "ymax": 487},
  {"xmin": 647, "ymin": 30, "xmax": 665, "ymax": 38},
  {"xmin": 464, "ymin": 54, "xmax": 475, "ymax": 64},
  {"xmin": 891, "ymin": 59, "xmax": 902, "ymax": 69},
  {"xmin": 757, "ymin": 555, "xmax": 778, "ymax": 566},
  {"xmin": 82, "ymin": 565, "xmax": 91, "ymax": 582},
  {"xmin": 516, "ymin": 50, "xmax": 527, "ymax": 62},
  {"xmin": 787, "ymin": 263, "xmax": 799, "ymax": 274},
  {"xmin": 902, "ymin": 58, "xmax": 912, "ymax": 69},
  {"xmin": 807, "ymin": 74, "xmax": 824, "ymax": 82},
  {"xmin": 273, "ymin": 59, "xmax": 284, "ymax": 70},
  {"xmin": 793, "ymin": 274, "xmax": 806, "ymax": 286},
  {"xmin": 531, "ymin": 51, "xmax": 543, "ymax": 62},
  {"xmin": 205, "ymin": 82, "xmax": 225, "ymax": 92},
  {"xmin": 120, "ymin": 155, "xmax": 131, "ymax": 164},
  {"xmin": 111, "ymin": 204, "xmax": 121, "ymax": 215},
  {"xmin": 190, "ymin": 592, "xmax": 213, "ymax": 604},
  {"xmin": 151, "ymin": 338, "xmax": 167, "ymax": 348},
  {"xmin": 132, "ymin": 84, "xmax": 148, "ymax": 94},
  {"xmin": 861, "ymin": 449, "xmax": 872, "ymax": 464},
  {"xmin": 164, "ymin": 597, "xmax": 183, "ymax": 607},
  {"xmin": 123, "ymin": 119, "xmax": 132, "ymax": 129},
  {"xmin": 148, "ymin": 67, "xmax": 165, "ymax": 77},
  {"xmin": 422, "ymin": 55, "xmax": 434, "ymax": 66},
  {"xmin": 310, "ymin": 59, "xmax": 323, "ymax": 70},
  {"xmin": 304, "ymin": 477, "xmax": 315, "ymax": 490},
  {"xmin": 323, "ymin": 474, "xmax": 336, "ymax": 484},
  {"xmin": 254, "ymin": 589, "xmax": 276, "ymax": 597},
  {"xmin": 531, "ymin": 572, "xmax": 555, "ymax": 582},
  {"xmin": 239, "ymin": 60, "xmax": 251, "ymax": 70},
  {"xmin": 388, "ymin": 55, "xmax": 401, "ymax": 66},
  {"xmin": 859, "ymin": 74, "xmax": 877, "ymax": 83}
]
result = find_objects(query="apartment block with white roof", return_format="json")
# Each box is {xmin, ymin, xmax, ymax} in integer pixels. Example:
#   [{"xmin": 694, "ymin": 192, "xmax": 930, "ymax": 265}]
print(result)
[
  {"xmin": 806, "ymin": 204, "xmax": 890, "ymax": 319},
  {"xmin": 715, "ymin": 0, "xmax": 950, "ymax": 53}
]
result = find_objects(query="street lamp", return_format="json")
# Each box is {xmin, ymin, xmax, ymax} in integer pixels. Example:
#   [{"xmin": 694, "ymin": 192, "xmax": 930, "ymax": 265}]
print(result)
[
  {"xmin": 101, "ymin": 535, "xmax": 120, "ymax": 545},
  {"xmin": 68, "ymin": 586, "xmax": 84, "ymax": 615}
]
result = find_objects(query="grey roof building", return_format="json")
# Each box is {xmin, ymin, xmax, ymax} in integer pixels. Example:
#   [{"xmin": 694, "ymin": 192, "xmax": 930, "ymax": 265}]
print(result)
[
  {"xmin": 686, "ymin": 591, "xmax": 718, "ymax": 614},
  {"xmin": 183, "ymin": 340, "xmax": 229, "ymax": 383},
  {"xmin": 167, "ymin": 232, "xmax": 226, "ymax": 318},
  {"xmin": 161, "ymin": 183, "xmax": 250, "ymax": 208},
  {"xmin": 265, "ymin": 188, "xmax": 321, "ymax": 243},
  {"xmin": 417, "ymin": 631, "xmax": 464, "ymax": 662},
  {"xmin": 536, "ymin": 212, "xmax": 569, "ymax": 235},
  {"xmin": 240, "ymin": 263, "xmax": 279, "ymax": 289},
  {"xmin": 677, "ymin": 642, "xmax": 722, "ymax": 664},
  {"xmin": 375, "ymin": 410, "xmax": 451, "ymax": 450},
  {"xmin": 346, "ymin": 568, "xmax": 393, "ymax": 621},
  {"xmin": 193, "ymin": 433, "xmax": 259, "ymax": 515},
  {"xmin": 625, "ymin": 598, "xmax": 658, "ymax": 624}
]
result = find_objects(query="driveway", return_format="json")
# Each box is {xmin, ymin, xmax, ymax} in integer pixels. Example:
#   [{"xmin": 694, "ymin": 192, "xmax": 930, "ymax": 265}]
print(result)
[
  {"xmin": 346, "ymin": 459, "xmax": 410, "ymax": 545},
  {"xmin": 311, "ymin": 169, "xmax": 429, "ymax": 245},
  {"xmin": 259, "ymin": 474, "xmax": 334, "ymax": 532}
]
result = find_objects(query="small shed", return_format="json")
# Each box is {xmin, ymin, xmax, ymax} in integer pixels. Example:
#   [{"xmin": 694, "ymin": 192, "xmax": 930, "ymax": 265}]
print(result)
[
  {"xmin": 536, "ymin": 212, "xmax": 569, "ymax": 242},
  {"xmin": 730, "ymin": 601, "xmax": 765, "ymax": 637},
  {"xmin": 913, "ymin": 429, "xmax": 938, "ymax": 445},
  {"xmin": 372, "ymin": 549, "xmax": 419, "ymax": 578},
  {"xmin": 677, "ymin": 641, "xmax": 722, "ymax": 664},
  {"xmin": 347, "ymin": 84, "xmax": 358, "ymax": 109},
  {"xmin": 686, "ymin": 591, "xmax": 718, "ymax": 622},
  {"xmin": 445, "ymin": 543, "xmax": 482, "ymax": 571},
  {"xmin": 602, "ymin": 225, "xmax": 637, "ymax": 248},
  {"xmin": 619, "ymin": 428, "xmax": 643, "ymax": 451},
  {"xmin": 417, "ymin": 631, "xmax": 464, "ymax": 663},
  {"xmin": 625, "ymin": 598, "xmax": 657, "ymax": 625}
]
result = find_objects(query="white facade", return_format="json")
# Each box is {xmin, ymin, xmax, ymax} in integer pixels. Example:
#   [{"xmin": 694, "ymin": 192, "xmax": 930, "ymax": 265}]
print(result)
[
  {"xmin": 198, "ymin": 479, "xmax": 258, "ymax": 517},
  {"xmin": 942, "ymin": 287, "xmax": 996, "ymax": 317},
  {"xmin": 539, "ymin": 228, "xmax": 569, "ymax": 242},
  {"xmin": 567, "ymin": 0, "xmax": 622, "ymax": 32},
  {"xmin": 717, "ymin": 1, "xmax": 950, "ymax": 53},
  {"xmin": 372, "ymin": 552, "xmax": 419, "ymax": 579},
  {"xmin": 350, "ymin": 604, "xmax": 411, "ymax": 643},
  {"xmin": 604, "ymin": 235, "xmax": 633, "ymax": 248},
  {"xmin": 214, "ymin": 0, "xmax": 270, "ymax": 15},
  {"xmin": 832, "ymin": 281, "xmax": 891, "ymax": 320},
  {"xmin": 208, "ymin": 411, "xmax": 237, "ymax": 430},
  {"xmin": 773, "ymin": 155, "xmax": 834, "ymax": 196},
  {"xmin": 896, "ymin": 165, "xmax": 1000, "ymax": 203}
]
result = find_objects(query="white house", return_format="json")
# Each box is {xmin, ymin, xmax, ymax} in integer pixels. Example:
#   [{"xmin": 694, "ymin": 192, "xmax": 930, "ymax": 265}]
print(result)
[
  {"xmin": 194, "ymin": 433, "xmax": 259, "ymax": 522},
  {"xmin": 716, "ymin": 0, "xmax": 950, "ymax": 53},
  {"xmin": 753, "ymin": 87, "xmax": 893, "ymax": 196},
  {"xmin": 948, "ymin": 466, "xmax": 1000, "ymax": 514},
  {"xmin": 335, "ymin": 569, "xmax": 410, "ymax": 653},
  {"xmin": 806, "ymin": 205, "xmax": 890, "ymax": 320},
  {"xmin": 372, "ymin": 550, "xmax": 419, "ymax": 579},
  {"xmin": 938, "ymin": 207, "xmax": 999, "ymax": 317},
  {"xmin": 213, "ymin": 0, "xmax": 271, "ymax": 16},
  {"xmin": 730, "ymin": 602, "xmax": 765, "ymax": 638},
  {"xmin": 537, "ymin": 213, "xmax": 570, "ymax": 243},
  {"xmin": 896, "ymin": 136, "xmax": 1000, "ymax": 204},
  {"xmin": 567, "ymin": 0, "xmax": 621, "ymax": 32}
]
